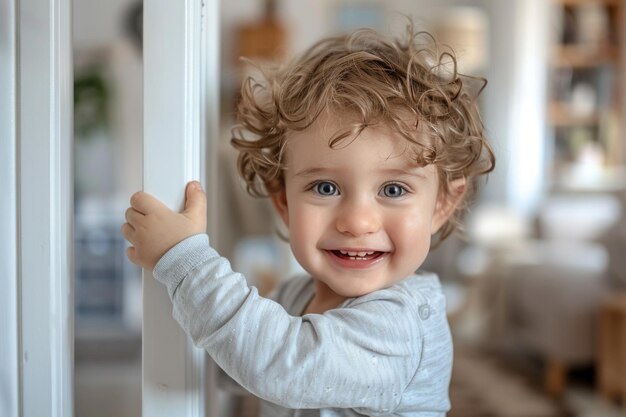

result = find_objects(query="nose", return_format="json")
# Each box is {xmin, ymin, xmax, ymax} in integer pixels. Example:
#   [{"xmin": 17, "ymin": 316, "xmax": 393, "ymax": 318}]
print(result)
[{"xmin": 335, "ymin": 197, "xmax": 381, "ymax": 237}]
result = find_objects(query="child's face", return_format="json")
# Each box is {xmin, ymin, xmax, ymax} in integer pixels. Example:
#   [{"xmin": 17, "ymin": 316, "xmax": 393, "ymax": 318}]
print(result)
[{"xmin": 271, "ymin": 114, "xmax": 455, "ymax": 299}]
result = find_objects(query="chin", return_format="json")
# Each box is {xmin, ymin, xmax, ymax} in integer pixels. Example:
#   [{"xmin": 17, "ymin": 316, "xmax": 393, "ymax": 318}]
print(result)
[{"xmin": 331, "ymin": 281, "xmax": 381, "ymax": 298}]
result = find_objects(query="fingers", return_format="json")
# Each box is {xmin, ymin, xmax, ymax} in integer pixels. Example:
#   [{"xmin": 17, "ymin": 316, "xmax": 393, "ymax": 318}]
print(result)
[
  {"xmin": 125, "ymin": 207, "xmax": 143, "ymax": 226},
  {"xmin": 183, "ymin": 181, "xmax": 207, "ymax": 221},
  {"xmin": 130, "ymin": 191, "xmax": 168, "ymax": 215},
  {"xmin": 121, "ymin": 222, "xmax": 135, "ymax": 243},
  {"xmin": 126, "ymin": 246, "xmax": 139, "ymax": 266}
]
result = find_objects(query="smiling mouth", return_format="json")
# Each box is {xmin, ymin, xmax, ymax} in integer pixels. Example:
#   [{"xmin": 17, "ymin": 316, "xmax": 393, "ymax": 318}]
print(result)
[{"xmin": 329, "ymin": 250, "xmax": 385, "ymax": 261}]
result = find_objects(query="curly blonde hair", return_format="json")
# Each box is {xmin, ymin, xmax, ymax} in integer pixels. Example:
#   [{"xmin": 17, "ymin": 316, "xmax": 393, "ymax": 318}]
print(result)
[{"xmin": 231, "ymin": 24, "xmax": 495, "ymax": 242}]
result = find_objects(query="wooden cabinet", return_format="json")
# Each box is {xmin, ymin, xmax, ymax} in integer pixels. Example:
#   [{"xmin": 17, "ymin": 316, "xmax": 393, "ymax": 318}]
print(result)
[
  {"xmin": 598, "ymin": 292, "xmax": 626, "ymax": 410},
  {"xmin": 548, "ymin": 0, "xmax": 625, "ymax": 189}
]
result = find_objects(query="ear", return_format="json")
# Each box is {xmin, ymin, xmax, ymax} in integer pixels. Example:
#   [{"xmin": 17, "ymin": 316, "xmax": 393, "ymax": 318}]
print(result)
[
  {"xmin": 431, "ymin": 177, "xmax": 467, "ymax": 233},
  {"xmin": 270, "ymin": 187, "xmax": 289, "ymax": 227}
]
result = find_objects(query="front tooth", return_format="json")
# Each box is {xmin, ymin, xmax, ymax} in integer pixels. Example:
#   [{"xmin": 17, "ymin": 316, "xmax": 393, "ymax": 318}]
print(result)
[
  {"xmin": 347, "ymin": 251, "xmax": 358, "ymax": 256},
  {"xmin": 357, "ymin": 251, "xmax": 367, "ymax": 257}
]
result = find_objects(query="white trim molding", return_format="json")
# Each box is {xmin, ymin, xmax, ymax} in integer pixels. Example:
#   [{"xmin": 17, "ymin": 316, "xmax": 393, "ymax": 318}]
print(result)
[
  {"xmin": 203, "ymin": 2, "xmax": 221, "ymax": 416},
  {"xmin": 1, "ymin": 0, "xmax": 74, "ymax": 416},
  {"xmin": 143, "ymin": 0, "xmax": 219, "ymax": 416},
  {"xmin": 0, "ymin": 0, "xmax": 19, "ymax": 416}
]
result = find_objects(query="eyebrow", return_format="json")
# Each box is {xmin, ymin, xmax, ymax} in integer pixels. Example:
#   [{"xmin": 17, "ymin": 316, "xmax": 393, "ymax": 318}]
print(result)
[
  {"xmin": 294, "ymin": 167, "xmax": 427, "ymax": 179},
  {"xmin": 382, "ymin": 168, "xmax": 427, "ymax": 179},
  {"xmin": 294, "ymin": 167, "xmax": 334, "ymax": 177}
]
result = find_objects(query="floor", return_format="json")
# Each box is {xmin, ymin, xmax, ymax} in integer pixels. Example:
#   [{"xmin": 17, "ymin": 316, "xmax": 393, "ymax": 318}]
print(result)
[
  {"xmin": 449, "ymin": 343, "xmax": 624, "ymax": 417},
  {"xmin": 75, "ymin": 359, "xmax": 141, "ymax": 417}
]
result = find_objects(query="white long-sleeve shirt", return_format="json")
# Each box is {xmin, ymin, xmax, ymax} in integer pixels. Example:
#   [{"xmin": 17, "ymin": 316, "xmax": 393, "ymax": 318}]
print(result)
[{"xmin": 153, "ymin": 234, "xmax": 452, "ymax": 416}]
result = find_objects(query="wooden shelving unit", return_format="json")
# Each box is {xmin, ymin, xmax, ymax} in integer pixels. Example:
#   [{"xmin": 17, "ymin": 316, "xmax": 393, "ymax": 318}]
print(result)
[
  {"xmin": 549, "ymin": 101, "xmax": 601, "ymax": 126},
  {"xmin": 548, "ymin": 0, "xmax": 625, "ymax": 189},
  {"xmin": 553, "ymin": 44, "xmax": 619, "ymax": 67}
]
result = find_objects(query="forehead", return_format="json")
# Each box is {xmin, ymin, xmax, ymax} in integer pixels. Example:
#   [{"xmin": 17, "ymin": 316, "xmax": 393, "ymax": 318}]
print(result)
[{"xmin": 284, "ymin": 112, "xmax": 430, "ymax": 172}]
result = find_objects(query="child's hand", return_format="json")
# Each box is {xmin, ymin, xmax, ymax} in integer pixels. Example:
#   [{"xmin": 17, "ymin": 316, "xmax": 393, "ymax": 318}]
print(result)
[{"xmin": 122, "ymin": 181, "xmax": 207, "ymax": 270}]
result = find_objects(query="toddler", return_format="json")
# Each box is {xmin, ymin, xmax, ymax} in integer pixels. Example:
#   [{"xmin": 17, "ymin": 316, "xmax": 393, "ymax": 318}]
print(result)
[{"xmin": 123, "ymin": 24, "xmax": 495, "ymax": 417}]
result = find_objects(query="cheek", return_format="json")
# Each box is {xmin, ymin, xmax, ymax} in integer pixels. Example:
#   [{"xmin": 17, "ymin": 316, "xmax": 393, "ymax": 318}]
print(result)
[
  {"xmin": 286, "ymin": 203, "xmax": 325, "ymax": 256},
  {"xmin": 391, "ymin": 204, "xmax": 435, "ymax": 236},
  {"xmin": 387, "ymin": 209, "xmax": 434, "ymax": 261}
]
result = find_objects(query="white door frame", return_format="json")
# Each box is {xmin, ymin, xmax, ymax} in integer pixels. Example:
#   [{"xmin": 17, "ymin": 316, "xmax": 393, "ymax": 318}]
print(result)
[
  {"xmin": 1, "ymin": 0, "xmax": 220, "ymax": 416},
  {"xmin": 0, "ymin": 0, "xmax": 19, "ymax": 416},
  {"xmin": 1, "ymin": 0, "xmax": 74, "ymax": 416},
  {"xmin": 143, "ymin": 0, "xmax": 220, "ymax": 416}
]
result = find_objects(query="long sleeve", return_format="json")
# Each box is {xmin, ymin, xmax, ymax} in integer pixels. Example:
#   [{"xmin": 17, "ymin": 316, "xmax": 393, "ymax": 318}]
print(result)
[{"xmin": 153, "ymin": 234, "xmax": 423, "ymax": 415}]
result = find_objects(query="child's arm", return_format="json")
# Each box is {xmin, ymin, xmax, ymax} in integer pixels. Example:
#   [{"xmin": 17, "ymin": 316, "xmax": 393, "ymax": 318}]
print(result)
[
  {"xmin": 123, "ymin": 183, "xmax": 423, "ymax": 414},
  {"xmin": 154, "ymin": 234, "xmax": 423, "ymax": 414}
]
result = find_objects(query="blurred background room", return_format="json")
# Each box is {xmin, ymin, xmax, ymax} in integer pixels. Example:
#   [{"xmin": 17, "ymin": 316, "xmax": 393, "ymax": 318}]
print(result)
[{"xmin": 72, "ymin": 0, "xmax": 626, "ymax": 416}]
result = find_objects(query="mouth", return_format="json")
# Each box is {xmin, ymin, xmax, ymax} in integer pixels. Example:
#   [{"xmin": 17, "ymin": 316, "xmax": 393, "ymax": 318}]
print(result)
[
  {"xmin": 330, "ymin": 249, "xmax": 384, "ymax": 261},
  {"xmin": 324, "ymin": 249, "xmax": 388, "ymax": 269}
]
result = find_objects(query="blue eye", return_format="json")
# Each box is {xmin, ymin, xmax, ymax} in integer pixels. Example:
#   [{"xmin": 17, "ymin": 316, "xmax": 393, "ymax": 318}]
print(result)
[
  {"xmin": 314, "ymin": 181, "xmax": 338, "ymax": 196},
  {"xmin": 381, "ymin": 183, "xmax": 406, "ymax": 198}
]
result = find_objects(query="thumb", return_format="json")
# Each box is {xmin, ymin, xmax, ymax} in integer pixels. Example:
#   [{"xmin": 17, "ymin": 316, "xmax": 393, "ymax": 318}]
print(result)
[{"xmin": 183, "ymin": 181, "xmax": 207, "ymax": 220}]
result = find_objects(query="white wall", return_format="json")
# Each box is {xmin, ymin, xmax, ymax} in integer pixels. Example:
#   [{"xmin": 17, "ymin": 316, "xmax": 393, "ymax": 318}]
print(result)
[{"xmin": 481, "ymin": 0, "xmax": 549, "ymax": 216}]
